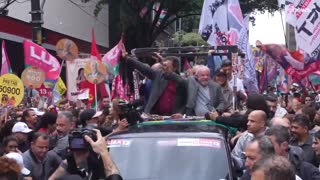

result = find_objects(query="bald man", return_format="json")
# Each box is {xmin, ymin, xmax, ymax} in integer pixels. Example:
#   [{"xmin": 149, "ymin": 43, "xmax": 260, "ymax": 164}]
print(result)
[
  {"xmin": 185, "ymin": 65, "xmax": 225, "ymax": 116},
  {"xmin": 270, "ymin": 117, "xmax": 291, "ymax": 129},
  {"xmin": 232, "ymin": 110, "xmax": 268, "ymax": 171}
]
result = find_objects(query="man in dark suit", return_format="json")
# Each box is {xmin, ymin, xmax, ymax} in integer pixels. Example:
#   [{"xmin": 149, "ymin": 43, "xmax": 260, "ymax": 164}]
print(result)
[
  {"xmin": 126, "ymin": 55, "xmax": 187, "ymax": 116},
  {"xmin": 185, "ymin": 65, "xmax": 225, "ymax": 116}
]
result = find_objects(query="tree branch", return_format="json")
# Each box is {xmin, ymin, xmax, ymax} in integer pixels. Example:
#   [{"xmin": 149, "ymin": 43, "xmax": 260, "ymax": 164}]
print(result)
[
  {"xmin": 149, "ymin": 0, "xmax": 164, "ymax": 37},
  {"xmin": 0, "ymin": 0, "xmax": 17, "ymax": 11}
]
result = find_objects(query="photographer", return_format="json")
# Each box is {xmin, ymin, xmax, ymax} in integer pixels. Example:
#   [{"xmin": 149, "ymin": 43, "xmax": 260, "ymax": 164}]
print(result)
[{"xmin": 49, "ymin": 129, "xmax": 122, "ymax": 180}]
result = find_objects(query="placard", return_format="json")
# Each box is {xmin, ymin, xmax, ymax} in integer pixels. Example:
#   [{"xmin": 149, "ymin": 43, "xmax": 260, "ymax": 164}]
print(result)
[
  {"xmin": 84, "ymin": 60, "xmax": 107, "ymax": 84},
  {"xmin": 36, "ymin": 84, "xmax": 52, "ymax": 97},
  {"xmin": 0, "ymin": 74, "xmax": 24, "ymax": 106},
  {"xmin": 56, "ymin": 39, "xmax": 79, "ymax": 61},
  {"xmin": 21, "ymin": 66, "xmax": 45, "ymax": 88}
]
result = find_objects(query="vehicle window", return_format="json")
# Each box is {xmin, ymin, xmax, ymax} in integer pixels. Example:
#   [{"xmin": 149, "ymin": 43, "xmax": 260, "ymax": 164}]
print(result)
[{"xmin": 108, "ymin": 137, "xmax": 230, "ymax": 180}]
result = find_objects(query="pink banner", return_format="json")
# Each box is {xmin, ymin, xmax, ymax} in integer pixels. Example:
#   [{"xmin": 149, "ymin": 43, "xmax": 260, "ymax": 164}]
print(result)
[
  {"xmin": 23, "ymin": 40, "xmax": 60, "ymax": 80},
  {"xmin": 102, "ymin": 38, "xmax": 123, "ymax": 67},
  {"xmin": 1, "ymin": 40, "xmax": 11, "ymax": 75}
]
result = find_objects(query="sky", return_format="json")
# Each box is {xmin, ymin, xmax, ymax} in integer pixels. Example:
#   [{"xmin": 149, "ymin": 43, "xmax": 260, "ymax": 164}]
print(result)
[{"xmin": 249, "ymin": 12, "xmax": 286, "ymax": 46}]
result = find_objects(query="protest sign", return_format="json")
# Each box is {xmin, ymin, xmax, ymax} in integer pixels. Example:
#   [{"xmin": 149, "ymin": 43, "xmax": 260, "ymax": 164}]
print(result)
[
  {"xmin": 0, "ymin": 74, "xmax": 24, "ymax": 106},
  {"xmin": 56, "ymin": 39, "xmax": 79, "ymax": 61},
  {"xmin": 84, "ymin": 60, "xmax": 107, "ymax": 84},
  {"xmin": 21, "ymin": 66, "xmax": 45, "ymax": 88}
]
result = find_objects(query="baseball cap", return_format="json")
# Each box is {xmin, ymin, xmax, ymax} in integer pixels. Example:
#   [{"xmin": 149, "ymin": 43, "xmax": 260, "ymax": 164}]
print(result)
[
  {"xmin": 30, "ymin": 108, "xmax": 45, "ymax": 116},
  {"xmin": 221, "ymin": 59, "xmax": 232, "ymax": 67},
  {"xmin": 12, "ymin": 122, "xmax": 33, "ymax": 133},
  {"xmin": 92, "ymin": 111, "xmax": 103, "ymax": 118},
  {"xmin": 5, "ymin": 152, "xmax": 30, "ymax": 175},
  {"xmin": 80, "ymin": 109, "xmax": 96, "ymax": 123}
]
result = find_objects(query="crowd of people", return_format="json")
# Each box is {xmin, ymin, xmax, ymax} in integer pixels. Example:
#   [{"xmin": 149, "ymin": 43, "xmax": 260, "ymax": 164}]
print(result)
[{"xmin": 0, "ymin": 52, "xmax": 320, "ymax": 180}]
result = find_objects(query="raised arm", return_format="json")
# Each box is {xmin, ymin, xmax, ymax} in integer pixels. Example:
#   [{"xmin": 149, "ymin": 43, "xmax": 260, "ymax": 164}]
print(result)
[
  {"xmin": 85, "ymin": 129, "xmax": 121, "ymax": 178},
  {"xmin": 126, "ymin": 56, "xmax": 157, "ymax": 80}
]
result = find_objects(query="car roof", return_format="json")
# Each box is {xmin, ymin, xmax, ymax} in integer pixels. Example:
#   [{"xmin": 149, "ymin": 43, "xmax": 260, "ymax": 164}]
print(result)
[
  {"xmin": 110, "ymin": 120, "xmax": 237, "ymax": 139},
  {"xmin": 109, "ymin": 131, "xmax": 226, "ymax": 140}
]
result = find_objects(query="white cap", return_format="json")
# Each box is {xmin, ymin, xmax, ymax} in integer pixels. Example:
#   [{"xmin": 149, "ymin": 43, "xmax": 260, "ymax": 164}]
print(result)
[
  {"xmin": 30, "ymin": 108, "xmax": 45, "ymax": 116},
  {"xmin": 12, "ymin": 122, "xmax": 32, "ymax": 133},
  {"xmin": 93, "ymin": 111, "xmax": 103, "ymax": 118},
  {"xmin": 5, "ymin": 152, "xmax": 30, "ymax": 175}
]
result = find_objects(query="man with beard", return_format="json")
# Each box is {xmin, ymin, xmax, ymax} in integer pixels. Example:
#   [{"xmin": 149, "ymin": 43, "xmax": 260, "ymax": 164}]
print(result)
[
  {"xmin": 51, "ymin": 112, "xmax": 75, "ymax": 159},
  {"xmin": 220, "ymin": 60, "xmax": 247, "ymax": 102},
  {"xmin": 12, "ymin": 122, "xmax": 32, "ymax": 152},
  {"xmin": 266, "ymin": 125, "xmax": 320, "ymax": 180},
  {"xmin": 21, "ymin": 109, "xmax": 38, "ymax": 129},
  {"xmin": 185, "ymin": 65, "xmax": 225, "ymax": 116},
  {"xmin": 265, "ymin": 95, "xmax": 287, "ymax": 118},
  {"xmin": 290, "ymin": 114, "xmax": 318, "ymax": 166}
]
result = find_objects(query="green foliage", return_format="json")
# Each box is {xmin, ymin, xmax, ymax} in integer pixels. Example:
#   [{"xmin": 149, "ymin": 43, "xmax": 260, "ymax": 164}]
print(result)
[
  {"xmin": 240, "ymin": 0, "xmax": 279, "ymax": 15},
  {"xmin": 181, "ymin": 32, "xmax": 208, "ymax": 46},
  {"xmin": 174, "ymin": 32, "xmax": 208, "ymax": 46},
  {"xmin": 85, "ymin": 0, "xmax": 280, "ymax": 49}
]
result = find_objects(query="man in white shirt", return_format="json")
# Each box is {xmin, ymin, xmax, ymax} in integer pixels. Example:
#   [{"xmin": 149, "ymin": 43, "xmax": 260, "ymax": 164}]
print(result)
[{"xmin": 220, "ymin": 60, "xmax": 247, "ymax": 103}]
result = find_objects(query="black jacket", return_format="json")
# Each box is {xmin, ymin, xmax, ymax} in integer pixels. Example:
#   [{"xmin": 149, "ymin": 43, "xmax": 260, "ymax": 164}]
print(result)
[
  {"xmin": 289, "ymin": 145, "xmax": 320, "ymax": 180},
  {"xmin": 127, "ymin": 57, "xmax": 187, "ymax": 114},
  {"xmin": 215, "ymin": 113, "xmax": 248, "ymax": 130}
]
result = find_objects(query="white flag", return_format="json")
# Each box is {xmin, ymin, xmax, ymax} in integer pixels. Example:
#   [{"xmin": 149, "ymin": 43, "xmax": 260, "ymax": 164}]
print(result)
[{"xmin": 198, "ymin": 0, "xmax": 229, "ymax": 45}]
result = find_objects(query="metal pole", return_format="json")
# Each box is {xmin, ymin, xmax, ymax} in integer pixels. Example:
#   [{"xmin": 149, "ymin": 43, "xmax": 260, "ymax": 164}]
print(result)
[
  {"xmin": 94, "ymin": 83, "xmax": 98, "ymax": 111},
  {"xmin": 30, "ymin": 0, "xmax": 43, "ymax": 45}
]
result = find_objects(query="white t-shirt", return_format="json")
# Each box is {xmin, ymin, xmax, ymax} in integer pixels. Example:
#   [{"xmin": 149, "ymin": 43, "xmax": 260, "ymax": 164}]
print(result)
[{"xmin": 228, "ymin": 76, "xmax": 246, "ymax": 94}]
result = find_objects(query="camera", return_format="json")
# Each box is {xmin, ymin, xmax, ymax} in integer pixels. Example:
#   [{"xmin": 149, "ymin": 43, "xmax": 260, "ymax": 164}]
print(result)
[
  {"xmin": 68, "ymin": 128, "xmax": 97, "ymax": 150},
  {"xmin": 118, "ymin": 99, "xmax": 144, "ymax": 126}
]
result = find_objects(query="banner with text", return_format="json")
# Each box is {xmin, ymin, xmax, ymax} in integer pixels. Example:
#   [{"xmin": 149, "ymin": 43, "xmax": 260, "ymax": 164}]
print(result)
[{"xmin": 23, "ymin": 40, "xmax": 61, "ymax": 80}]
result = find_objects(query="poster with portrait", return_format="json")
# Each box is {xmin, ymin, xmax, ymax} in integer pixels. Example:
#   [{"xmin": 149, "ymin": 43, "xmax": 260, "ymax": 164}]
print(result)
[
  {"xmin": 66, "ymin": 58, "xmax": 91, "ymax": 102},
  {"xmin": 84, "ymin": 60, "xmax": 107, "ymax": 84},
  {"xmin": 0, "ymin": 74, "xmax": 24, "ymax": 106}
]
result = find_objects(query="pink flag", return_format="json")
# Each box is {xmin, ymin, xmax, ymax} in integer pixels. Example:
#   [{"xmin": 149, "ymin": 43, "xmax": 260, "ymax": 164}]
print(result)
[
  {"xmin": 23, "ymin": 40, "xmax": 60, "ymax": 80},
  {"xmin": 1, "ymin": 40, "xmax": 11, "ymax": 75},
  {"xmin": 102, "ymin": 37, "xmax": 123, "ymax": 67}
]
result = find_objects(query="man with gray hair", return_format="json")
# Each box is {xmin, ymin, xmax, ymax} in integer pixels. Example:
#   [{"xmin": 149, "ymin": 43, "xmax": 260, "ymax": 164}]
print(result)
[
  {"xmin": 51, "ymin": 111, "xmax": 75, "ymax": 159},
  {"xmin": 269, "ymin": 117, "xmax": 291, "ymax": 129},
  {"xmin": 185, "ymin": 65, "xmax": 225, "ymax": 116},
  {"xmin": 241, "ymin": 136, "xmax": 275, "ymax": 180},
  {"xmin": 251, "ymin": 156, "xmax": 295, "ymax": 180}
]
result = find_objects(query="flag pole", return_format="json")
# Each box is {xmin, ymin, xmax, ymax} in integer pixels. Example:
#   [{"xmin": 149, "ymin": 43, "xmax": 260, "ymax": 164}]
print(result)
[
  {"xmin": 94, "ymin": 83, "xmax": 98, "ymax": 112},
  {"xmin": 279, "ymin": 6, "xmax": 288, "ymax": 49}
]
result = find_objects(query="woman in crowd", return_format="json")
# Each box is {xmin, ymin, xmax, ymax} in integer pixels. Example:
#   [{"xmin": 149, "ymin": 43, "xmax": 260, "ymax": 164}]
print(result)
[
  {"xmin": 0, "ymin": 136, "xmax": 19, "ymax": 155},
  {"xmin": 34, "ymin": 112, "xmax": 57, "ymax": 135}
]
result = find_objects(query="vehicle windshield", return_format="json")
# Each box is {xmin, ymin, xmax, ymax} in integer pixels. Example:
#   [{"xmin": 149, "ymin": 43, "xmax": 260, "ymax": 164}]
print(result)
[{"xmin": 108, "ymin": 136, "xmax": 230, "ymax": 180}]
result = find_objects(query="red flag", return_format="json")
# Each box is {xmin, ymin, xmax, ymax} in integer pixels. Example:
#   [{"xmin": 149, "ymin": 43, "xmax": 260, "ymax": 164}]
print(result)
[
  {"xmin": 79, "ymin": 80, "xmax": 96, "ymax": 108},
  {"xmin": 90, "ymin": 29, "xmax": 108, "ymax": 102},
  {"xmin": 91, "ymin": 29, "xmax": 102, "ymax": 60}
]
